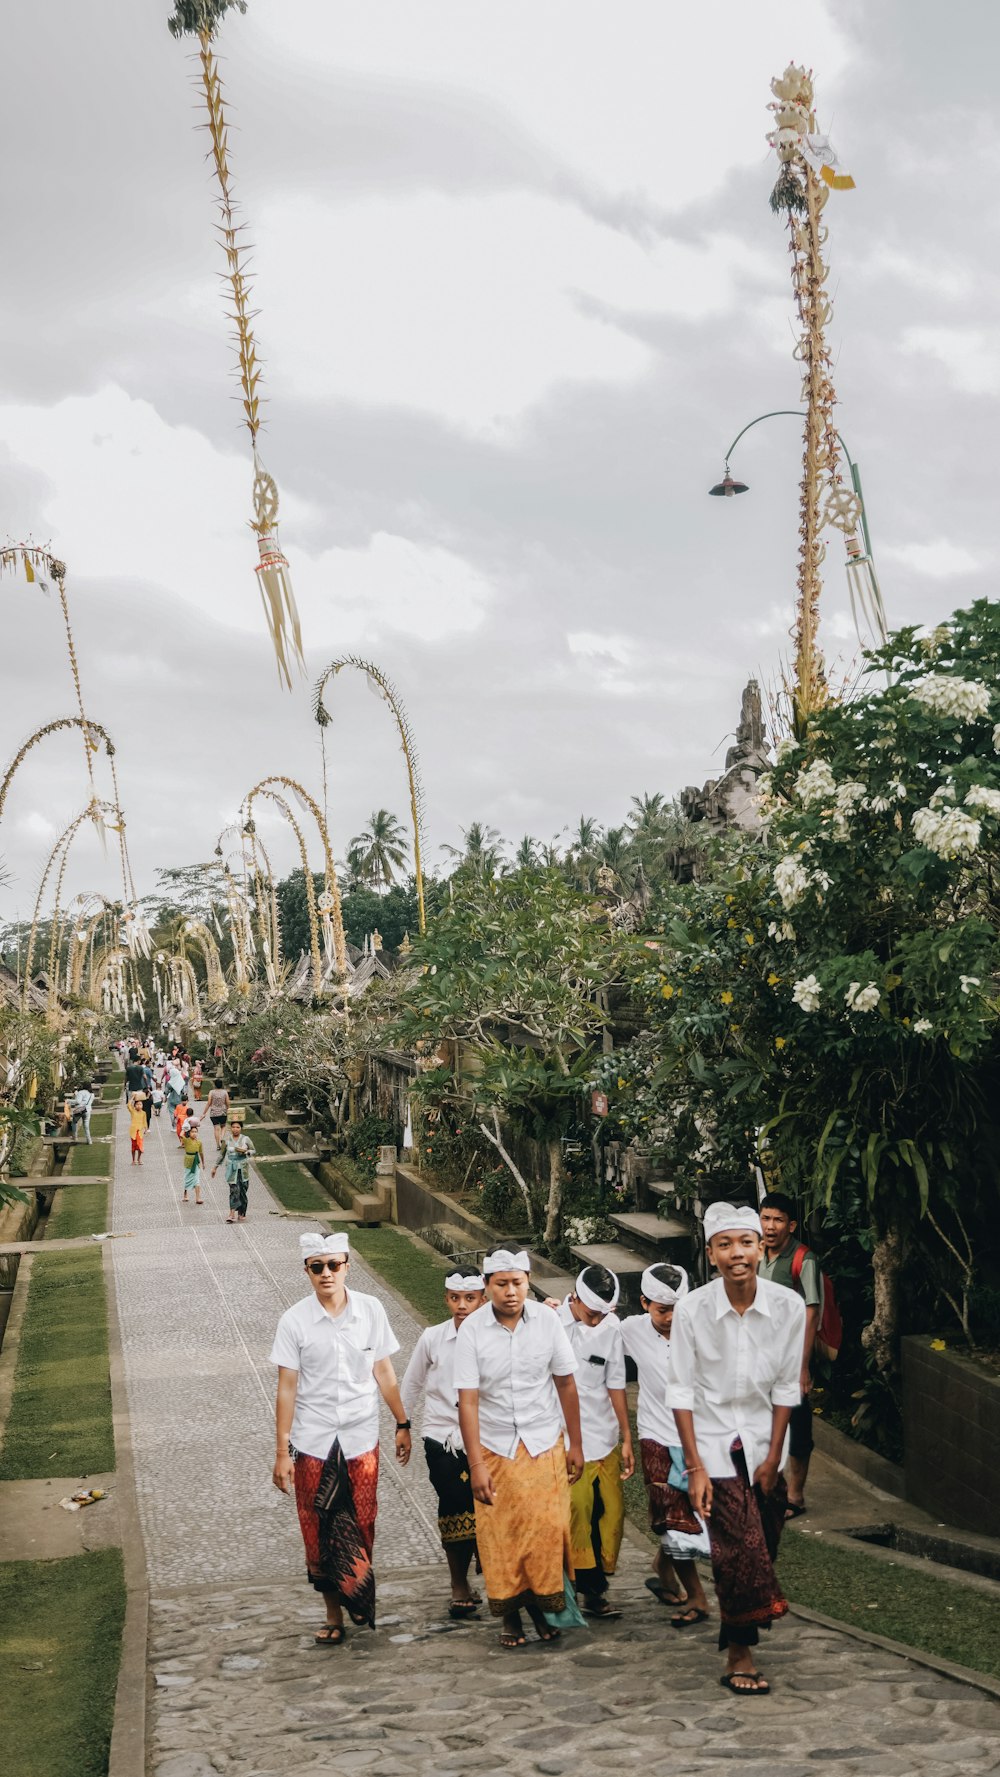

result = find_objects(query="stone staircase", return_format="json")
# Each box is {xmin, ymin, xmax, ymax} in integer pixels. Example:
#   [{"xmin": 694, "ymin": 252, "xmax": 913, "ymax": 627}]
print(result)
[{"xmin": 567, "ymin": 1174, "xmax": 700, "ymax": 1311}]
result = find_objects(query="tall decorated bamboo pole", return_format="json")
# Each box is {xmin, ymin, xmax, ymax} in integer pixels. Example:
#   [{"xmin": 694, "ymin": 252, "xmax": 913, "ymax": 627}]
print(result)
[
  {"xmin": 242, "ymin": 788, "xmax": 325, "ymax": 997},
  {"xmin": 313, "ymin": 657, "xmax": 428, "ymax": 935},
  {"xmin": 244, "ymin": 775, "xmax": 347, "ymax": 980},
  {"xmin": 0, "ymin": 546, "xmax": 101, "ymax": 807},
  {"xmin": 766, "ymin": 66, "xmax": 884, "ymax": 737},
  {"xmin": 168, "ymin": 0, "xmax": 304, "ymax": 688}
]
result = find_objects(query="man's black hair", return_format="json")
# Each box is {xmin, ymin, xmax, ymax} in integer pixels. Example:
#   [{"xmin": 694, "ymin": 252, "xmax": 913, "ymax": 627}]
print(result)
[
  {"xmin": 645, "ymin": 1262, "xmax": 685, "ymax": 1293},
  {"xmin": 578, "ymin": 1263, "xmax": 617, "ymax": 1304},
  {"xmin": 761, "ymin": 1191, "xmax": 798, "ymax": 1221}
]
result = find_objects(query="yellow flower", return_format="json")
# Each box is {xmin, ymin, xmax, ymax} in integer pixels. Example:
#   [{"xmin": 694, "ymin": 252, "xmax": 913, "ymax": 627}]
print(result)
[
  {"xmin": 617, "ymin": 1077, "xmax": 626, "ymax": 1090},
  {"xmin": 720, "ymin": 991, "xmax": 734, "ymax": 1006},
  {"xmin": 767, "ymin": 972, "xmax": 780, "ymax": 986},
  {"xmin": 661, "ymin": 984, "xmax": 675, "ymax": 999},
  {"xmin": 727, "ymin": 918, "xmax": 737, "ymax": 929},
  {"xmin": 725, "ymin": 894, "xmax": 735, "ymax": 905},
  {"xmin": 774, "ymin": 1036, "xmax": 786, "ymax": 1050},
  {"xmin": 929, "ymin": 1338, "xmax": 946, "ymax": 1351},
  {"xmin": 744, "ymin": 933, "xmax": 754, "ymax": 946}
]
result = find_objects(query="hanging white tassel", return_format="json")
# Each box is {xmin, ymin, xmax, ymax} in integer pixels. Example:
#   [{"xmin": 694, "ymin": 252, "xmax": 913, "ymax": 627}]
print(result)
[{"xmin": 844, "ymin": 534, "xmax": 888, "ymax": 646}]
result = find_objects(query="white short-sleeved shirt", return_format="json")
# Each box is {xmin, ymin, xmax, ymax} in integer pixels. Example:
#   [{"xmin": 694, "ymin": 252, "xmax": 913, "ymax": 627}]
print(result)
[
  {"xmin": 620, "ymin": 1312, "xmax": 679, "ymax": 1448},
  {"xmin": 400, "ymin": 1318, "xmax": 462, "ymax": 1446},
  {"xmin": 269, "ymin": 1289, "xmax": 400, "ymax": 1460},
  {"xmin": 453, "ymin": 1299, "xmax": 577, "ymax": 1459},
  {"xmin": 556, "ymin": 1300, "xmax": 625, "ymax": 1462},
  {"xmin": 666, "ymin": 1275, "xmax": 805, "ymax": 1478}
]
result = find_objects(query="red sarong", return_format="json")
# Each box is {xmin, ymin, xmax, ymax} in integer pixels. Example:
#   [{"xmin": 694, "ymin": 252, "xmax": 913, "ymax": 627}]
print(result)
[
  {"xmin": 707, "ymin": 1445, "xmax": 788, "ymax": 1648},
  {"xmin": 294, "ymin": 1444, "xmax": 379, "ymax": 1620}
]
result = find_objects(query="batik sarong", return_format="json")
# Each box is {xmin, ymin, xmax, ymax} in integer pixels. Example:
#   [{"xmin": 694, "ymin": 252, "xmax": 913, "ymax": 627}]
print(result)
[
  {"xmin": 474, "ymin": 1438, "xmax": 572, "ymax": 1618},
  {"xmin": 293, "ymin": 1439, "xmax": 379, "ymax": 1626},
  {"xmin": 424, "ymin": 1437, "xmax": 476, "ymax": 1552},
  {"xmin": 639, "ymin": 1436, "xmax": 710, "ymax": 1561},
  {"xmin": 568, "ymin": 1449, "xmax": 624, "ymax": 1595},
  {"xmin": 707, "ymin": 1443, "xmax": 788, "ymax": 1648}
]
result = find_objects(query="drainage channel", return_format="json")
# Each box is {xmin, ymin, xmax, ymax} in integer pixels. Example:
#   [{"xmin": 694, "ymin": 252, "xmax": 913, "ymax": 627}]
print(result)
[{"xmin": 848, "ymin": 1521, "xmax": 1000, "ymax": 1584}]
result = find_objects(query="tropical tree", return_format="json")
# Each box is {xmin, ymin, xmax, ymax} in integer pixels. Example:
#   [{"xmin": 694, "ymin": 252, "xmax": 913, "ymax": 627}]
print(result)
[
  {"xmin": 441, "ymin": 821, "xmax": 506, "ymax": 880},
  {"xmin": 348, "ymin": 809, "xmax": 409, "ymax": 892},
  {"xmin": 514, "ymin": 835, "xmax": 540, "ymax": 870}
]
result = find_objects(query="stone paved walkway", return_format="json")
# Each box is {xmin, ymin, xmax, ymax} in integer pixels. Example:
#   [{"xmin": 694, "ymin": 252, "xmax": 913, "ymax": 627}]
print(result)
[{"xmin": 109, "ymin": 1106, "xmax": 1000, "ymax": 1777}]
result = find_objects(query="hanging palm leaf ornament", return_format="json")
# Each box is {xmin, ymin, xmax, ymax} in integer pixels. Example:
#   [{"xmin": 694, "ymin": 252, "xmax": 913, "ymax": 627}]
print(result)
[{"xmin": 168, "ymin": 0, "xmax": 304, "ymax": 687}]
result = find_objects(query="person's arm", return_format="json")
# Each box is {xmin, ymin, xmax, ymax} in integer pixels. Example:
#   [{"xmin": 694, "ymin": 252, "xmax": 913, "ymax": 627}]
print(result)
[
  {"xmin": 755, "ymin": 1294, "xmax": 806, "ymax": 1492},
  {"xmin": 399, "ymin": 1331, "xmax": 430, "ymax": 1424},
  {"xmin": 211, "ymin": 1139, "xmax": 224, "ymax": 1178},
  {"xmin": 373, "ymin": 1357, "xmax": 411, "ymax": 1465},
  {"xmin": 667, "ymin": 1303, "xmax": 712, "ymax": 1515},
  {"xmin": 273, "ymin": 1368, "xmax": 298, "ymax": 1492},
  {"xmin": 755, "ymin": 1405, "xmax": 794, "ymax": 1494},
  {"xmin": 799, "ymin": 1255, "xmax": 821, "ymax": 1393},
  {"xmin": 608, "ymin": 1388, "xmax": 635, "ymax": 1480},
  {"xmin": 457, "ymin": 1387, "xmax": 494, "ymax": 1504},
  {"xmin": 553, "ymin": 1373, "xmax": 584, "ymax": 1483}
]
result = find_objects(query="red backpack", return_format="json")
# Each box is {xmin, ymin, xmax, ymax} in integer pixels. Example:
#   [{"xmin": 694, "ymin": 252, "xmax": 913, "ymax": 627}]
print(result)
[{"xmin": 791, "ymin": 1243, "xmax": 843, "ymax": 1362}]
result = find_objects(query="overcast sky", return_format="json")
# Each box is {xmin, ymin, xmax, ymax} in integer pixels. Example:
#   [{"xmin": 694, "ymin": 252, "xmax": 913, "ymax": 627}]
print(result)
[{"xmin": 2, "ymin": 0, "xmax": 998, "ymax": 922}]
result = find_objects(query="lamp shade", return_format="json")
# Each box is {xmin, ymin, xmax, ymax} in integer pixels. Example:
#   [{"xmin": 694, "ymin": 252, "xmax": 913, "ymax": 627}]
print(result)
[{"xmin": 709, "ymin": 472, "xmax": 749, "ymax": 497}]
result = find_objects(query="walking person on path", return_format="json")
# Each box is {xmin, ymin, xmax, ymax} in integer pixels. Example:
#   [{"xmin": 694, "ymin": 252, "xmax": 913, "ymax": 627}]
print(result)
[
  {"xmin": 400, "ymin": 1267, "xmax": 487, "ymax": 1619},
  {"xmin": 200, "ymin": 1079, "xmax": 230, "ymax": 1149},
  {"xmin": 212, "ymin": 1118, "xmax": 256, "ymax": 1222},
  {"xmin": 124, "ymin": 1053, "xmax": 146, "ymax": 1102},
  {"xmin": 668, "ymin": 1203, "xmax": 805, "ymax": 1696},
  {"xmin": 191, "ymin": 1059, "xmax": 204, "ymax": 1100},
  {"xmin": 270, "ymin": 1232, "xmax": 412, "ymax": 1646},
  {"xmin": 180, "ymin": 1118, "xmax": 205, "ymax": 1205},
  {"xmin": 128, "ymin": 1092, "xmax": 148, "ymax": 1166},
  {"xmin": 455, "ymin": 1247, "xmax": 583, "ymax": 1650},
  {"xmin": 70, "ymin": 1082, "xmax": 95, "ymax": 1143},
  {"xmin": 759, "ymin": 1191, "xmax": 821, "ymax": 1517},
  {"xmin": 165, "ymin": 1059, "xmax": 186, "ymax": 1116}
]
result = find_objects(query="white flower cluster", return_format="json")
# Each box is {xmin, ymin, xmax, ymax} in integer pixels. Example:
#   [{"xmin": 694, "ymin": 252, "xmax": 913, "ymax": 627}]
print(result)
[
  {"xmin": 775, "ymin": 736, "xmax": 798, "ymax": 764},
  {"xmin": 964, "ymin": 784, "xmax": 1000, "ymax": 817},
  {"xmin": 960, "ymin": 975, "xmax": 980, "ymax": 995},
  {"xmin": 767, "ymin": 919, "xmax": 796, "ymax": 942},
  {"xmin": 792, "ymin": 975, "xmax": 822, "ymax": 1013},
  {"xmin": 794, "ymin": 758, "xmax": 837, "ymax": 807},
  {"xmin": 929, "ymin": 780, "xmax": 956, "ymax": 808},
  {"xmin": 913, "ymin": 1018, "xmax": 933, "ymax": 1035},
  {"xmin": 912, "ymin": 805, "xmax": 982, "ymax": 859},
  {"xmin": 774, "ymin": 856, "xmax": 809, "ymax": 908},
  {"xmin": 564, "ymin": 1216, "xmax": 600, "ymax": 1245},
  {"xmin": 909, "ymin": 674, "xmax": 992, "ymax": 722},
  {"xmin": 845, "ymin": 981, "xmax": 880, "ymax": 1013},
  {"xmin": 994, "ymin": 723, "xmax": 1000, "ymax": 754},
  {"xmin": 832, "ymin": 779, "xmax": 867, "ymax": 837}
]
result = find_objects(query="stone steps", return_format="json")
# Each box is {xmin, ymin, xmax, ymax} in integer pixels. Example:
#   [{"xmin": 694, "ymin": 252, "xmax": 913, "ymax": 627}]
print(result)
[{"xmin": 609, "ymin": 1209, "xmax": 692, "ymax": 1262}]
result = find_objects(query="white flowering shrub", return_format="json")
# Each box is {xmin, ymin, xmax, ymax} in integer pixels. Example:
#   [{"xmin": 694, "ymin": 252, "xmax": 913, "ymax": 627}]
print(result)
[
  {"xmin": 909, "ymin": 674, "xmax": 992, "ymax": 722},
  {"xmin": 911, "ymin": 805, "xmax": 981, "ymax": 859}
]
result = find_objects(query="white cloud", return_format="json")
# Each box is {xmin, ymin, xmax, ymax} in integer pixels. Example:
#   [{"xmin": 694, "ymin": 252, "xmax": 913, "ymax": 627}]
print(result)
[
  {"xmin": 567, "ymin": 631, "xmax": 633, "ymax": 665},
  {"xmin": 899, "ymin": 327, "xmax": 1000, "ymax": 395},
  {"xmin": 882, "ymin": 538, "xmax": 987, "ymax": 579}
]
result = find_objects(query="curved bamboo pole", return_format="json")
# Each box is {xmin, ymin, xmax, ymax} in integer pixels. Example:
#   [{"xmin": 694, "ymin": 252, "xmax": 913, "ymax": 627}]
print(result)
[
  {"xmin": 0, "ymin": 717, "xmax": 113, "ymax": 825},
  {"xmin": 244, "ymin": 775, "xmax": 347, "ymax": 980},
  {"xmin": 243, "ymin": 791, "xmax": 324, "ymax": 997},
  {"xmin": 180, "ymin": 918, "xmax": 228, "ymax": 1003},
  {"xmin": 90, "ymin": 945, "xmax": 129, "ymax": 1017},
  {"xmin": 0, "ymin": 547, "xmax": 100, "ymax": 803},
  {"xmin": 313, "ymin": 656, "xmax": 427, "ymax": 934},
  {"xmin": 246, "ymin": 826, "xmax": 282, "ymax": 979},
  {"xmin": 68, "ymin": 899, "xmax": 116, "ymax": 998},
  {"xmin": 22, "ymin": 798, "xmax": 127, "ymax": 1018}
]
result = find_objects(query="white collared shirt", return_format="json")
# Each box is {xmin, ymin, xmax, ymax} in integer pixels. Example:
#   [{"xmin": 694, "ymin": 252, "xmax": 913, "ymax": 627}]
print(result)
[
  {"xmin": 666, "ymin": 1276, "xmax": 805, "ymax": 1479},
  {"xmin": 453, "ymin": 1298, "xmax": 577, "ymax": 1459},
  {"xmin": 269, "ymin": 1288, "xmax": 400, "ymax": 1461},
  {"xmin": 620, "ymin": 1312, "xmax": 679, "ymax": 1448},
  {"xmin": 400, "ymin": 1318, "xmax": 463, "ymax": 1446},
  {"xmin": 556, "ymin": 1300, "xmax": 625, "ymax": 1462}
]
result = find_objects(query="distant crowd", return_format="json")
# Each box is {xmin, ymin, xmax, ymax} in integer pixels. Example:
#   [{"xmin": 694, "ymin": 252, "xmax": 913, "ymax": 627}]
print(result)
[{"xmin": 114, "ymin": 1035, "xmax": 257, "ymax": 1223}]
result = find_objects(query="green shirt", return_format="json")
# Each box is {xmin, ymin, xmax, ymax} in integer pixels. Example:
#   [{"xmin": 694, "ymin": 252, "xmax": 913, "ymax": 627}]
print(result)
[{"xmin": 760, "ymin": 1240, "xmax": 822, "ymax": 1309}]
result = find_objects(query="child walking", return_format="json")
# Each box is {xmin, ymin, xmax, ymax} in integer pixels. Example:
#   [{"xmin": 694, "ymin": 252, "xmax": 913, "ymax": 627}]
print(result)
[
  {"xmin": 174, "ymin": 1096, "xmax": 189, "ymax": 1146},
  {"xmin": 180, "ymin": 1118, "xmax": 205, "ymax": 1204},
  {"xmin": 151, "ymin": 1083, "xmax": 164, "ymax": 1118},
  {"xmin": 128, "ymin": 1092, "xmax": 146, "ymax": 1166},
  {"xmin": 213, "ymin": 1118, "xmax": 256, "ymax": 1222},
  {"xmin": 401, "ymin": 1268, "xmax": 487, "ymax": 1618},
  {"xmin": 620, "ymin": 1263, "xmax": 712, "ymax": 1627}
]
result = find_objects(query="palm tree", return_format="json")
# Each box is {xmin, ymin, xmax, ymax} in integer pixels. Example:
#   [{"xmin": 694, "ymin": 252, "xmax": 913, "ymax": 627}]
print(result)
[
  {"xmin": 441, "ymin": 821, "xmax": 506, "ymax": 879},
  {"xmin": 349, "ymin": 809, "xmax": 409, "ymax": 892},
  {"xmin": 514, "ymin": 835, "xmax": 540, "ymax": 870},
  {"xmin": 627, "ymin": 791, "xmax": 666, "ymax": 834},
  {"xmin": 572, "ymin": 816, "xmax": 601, "ymax": 854}
]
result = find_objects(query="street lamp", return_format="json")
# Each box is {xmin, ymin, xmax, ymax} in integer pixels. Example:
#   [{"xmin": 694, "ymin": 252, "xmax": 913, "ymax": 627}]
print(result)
[{"xmin": 709, "ymin": 409, "xmax": 876, "ymax": 562}]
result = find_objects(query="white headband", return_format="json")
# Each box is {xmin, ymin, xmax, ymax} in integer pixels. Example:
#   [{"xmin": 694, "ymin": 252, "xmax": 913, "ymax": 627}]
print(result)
[
  {"xmin": 576, "ymin": 1269, "xmax": 620, "ymax": 1314},
  {"xmin": 482, "ymin": 1249, "xmax": 531, "ymax": 1275},
  {"xmin": 445, "ymin": 1272, "xmax": 485, "ymax": 1291},
  {"xmin": 703, "ymin": 1203, "xmax": 763, "ymax": 1243},
  {"xmin": 640, "ymin": 1264, "xmax": 689, "ymax": 1306},
  {"xmin": 300, "ymin": 1232, "xmax": 351, "ymax": 1260}
]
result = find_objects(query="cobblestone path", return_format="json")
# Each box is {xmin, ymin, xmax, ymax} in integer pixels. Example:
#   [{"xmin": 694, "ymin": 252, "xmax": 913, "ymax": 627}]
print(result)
[{"xmin": 111, "ymin": 1105, "xmax": 1000, "ymax": 1777}]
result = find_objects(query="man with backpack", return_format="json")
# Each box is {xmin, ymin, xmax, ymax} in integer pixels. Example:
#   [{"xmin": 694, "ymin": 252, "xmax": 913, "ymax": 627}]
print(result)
[{"xmin": 759, "ymin": 1191, "xmax": 838, "ymax": 1519}]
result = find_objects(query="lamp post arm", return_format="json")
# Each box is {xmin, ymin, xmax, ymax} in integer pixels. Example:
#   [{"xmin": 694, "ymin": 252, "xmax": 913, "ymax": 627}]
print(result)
[{"xmin": 724, "ymin": 410, "xmax": 873, "ymax": 560}]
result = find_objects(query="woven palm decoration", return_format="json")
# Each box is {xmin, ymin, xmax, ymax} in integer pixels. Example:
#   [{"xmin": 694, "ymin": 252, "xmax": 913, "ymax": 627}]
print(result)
[{"xmin": 168, "ymin": 0, "xmax": 304, "ymax": 687}]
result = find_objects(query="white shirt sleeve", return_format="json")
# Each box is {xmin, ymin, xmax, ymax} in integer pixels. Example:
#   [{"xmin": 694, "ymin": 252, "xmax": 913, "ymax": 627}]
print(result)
[
  {"xmin": 370, "ymin": 1300, "xmax": 401, "ymax": 1364},
  {"xmin": 604, "ymin": 1322, "xmax": 626, "ymax": 1390},
  {"xmin": 772, "ymin": 1293, "xmax": 807, "ymax": 1407},
  {"xmin": 549, "ymin": 1315, "xmax": 578, "ymax": 1376},
  {"xmin": 268, "ymin": 1311, "xmax": 302, "ymax": 1371},
  {"xmin": 665, "ymin": 1297, "xmax": 695, "ymax": 1411},
  {"xmin": 452, "ymin": 1318, "xmax": 480, "ymax": 1391},
  {"xmin": 400, "ymin": 1328, "xmax": 432, "ymax": 1419}
]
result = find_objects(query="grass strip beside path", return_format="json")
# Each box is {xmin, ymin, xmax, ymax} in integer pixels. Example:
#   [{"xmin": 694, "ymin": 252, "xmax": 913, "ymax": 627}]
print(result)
[
  {"xmin": 778, "ymin": 1532, "xmax": 1000, "ymax": 1682},
  {"xmin": 350, "ymin": 1225, "xmax": 453, "ymax": 1325},
  {"xmin": 248, "ymin": 1128, "xmax": 289, "ymax": 1156},
  {"xmin": 46, "ymin": 1178, "xmax": 109, "ymax": 1240},
  {"xmin": 0, "ymin": 1249, "xmax": 114, "ymax": 1478},
  {"xmin": 0, "ymin": 1549, "xmax": 126, "ymax": 1777},
  {"xmin": 65, "ymin": 1140, "xmax": 112, "ymax": 1178},
  {"xmin": 259, "ymin": 1161, "xmax": 331, "ymax": 1213}
]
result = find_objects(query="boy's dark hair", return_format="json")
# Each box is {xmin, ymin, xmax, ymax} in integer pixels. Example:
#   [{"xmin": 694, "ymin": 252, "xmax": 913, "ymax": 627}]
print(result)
[
  {"xmin": 215, "ymin": 1077, "xmax": 223, "ymax": 1087},
  {"xmin": 578, "ymin": 1264, "xmax": 617, "ymax": 1304},
  {"xmin": 644, "ymin": 1262, "xmax": 685, "ymax": 1294},
  {"xmin": 761, "ymin": 1191, "xmax": 798, "ymax": 1221}
]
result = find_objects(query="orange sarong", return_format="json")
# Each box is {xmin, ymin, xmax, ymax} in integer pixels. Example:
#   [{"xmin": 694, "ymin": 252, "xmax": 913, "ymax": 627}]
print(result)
[{"xmin": 474, "ymin": 1438, "xmax": 572, "ymax": 1618}]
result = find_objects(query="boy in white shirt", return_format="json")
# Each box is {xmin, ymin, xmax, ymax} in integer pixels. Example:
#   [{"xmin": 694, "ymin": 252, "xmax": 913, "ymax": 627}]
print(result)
[
  {"xmin": 400, "ymin": 1268, "xmax": 487, "ymax": 1619},
  {"xmin": 669, "ymin": 1203, "xmax": 805, "ymax": 1696},
  {"xmin": 547, "ymin": 1265, "xmax": 633, "ymax": 1619}
]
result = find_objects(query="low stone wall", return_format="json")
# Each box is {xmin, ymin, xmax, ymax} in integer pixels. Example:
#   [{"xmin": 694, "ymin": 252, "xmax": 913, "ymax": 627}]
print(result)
[
  {"xmin": 394, "ymin": 1162, "xmax": 499, "ymax": 1251},
  {"xmin": 902, "ymin": 1335, "xmax": 1000, "ymax": 1536}
]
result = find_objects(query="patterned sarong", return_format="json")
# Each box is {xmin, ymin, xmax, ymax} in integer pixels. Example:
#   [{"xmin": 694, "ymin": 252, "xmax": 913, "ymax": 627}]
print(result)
[
  {"xmin": 424, "ymin": 1437, "xmax": 476, "ymax": 1550},
  {"xmin": 293, "ymin": 1441, "xmax": 379, "ymax": 1626},
  {"xmin": 568, "ymin": 1449, "xmax": 624, "ymax": 1589},
  {"xmin": 475, "ymin": 1439, "xmax": 572, "ymax": 1618},
  {"xmin": 708, "ymin": 1444, "xmax": 788, "ymax": 1648}
]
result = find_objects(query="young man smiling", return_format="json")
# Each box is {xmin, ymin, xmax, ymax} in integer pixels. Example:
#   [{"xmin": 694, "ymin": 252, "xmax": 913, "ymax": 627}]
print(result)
[
  {"xmin": 455, "ymin": 1247, "xmax": 584, "ymax": 1649},
  {"xmin": 270, "ymin": 1232, "xmax": 411, "ymax": 1645},
  {"xmin": 668, "ymin": 1203, "xmax": 804, "ymax": 1696}
]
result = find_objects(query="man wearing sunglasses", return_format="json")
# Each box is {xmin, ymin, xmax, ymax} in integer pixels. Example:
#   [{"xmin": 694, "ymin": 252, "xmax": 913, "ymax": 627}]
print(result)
[{"xmin": 270, "ymin": 1232, "xmax": 411, "ymax": 1644}]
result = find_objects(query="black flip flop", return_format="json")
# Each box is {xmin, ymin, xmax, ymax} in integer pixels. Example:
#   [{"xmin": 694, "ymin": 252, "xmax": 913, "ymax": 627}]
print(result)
[
  {"xmin": 670, "ymin": 1606, "xmax": 709, "ymax": 1629},
  {"xmin": 581, "ymin": 1599, "xmax": 623, "ymax": 1620},
  {"xmin": 720, "ymin": 1671, "xmax": 770, "ymax": 1696},
  {"xmin": 314, "ymin": 1624, "xmax": 345, "ymax": 1646},
  {"xmin": 644, "ymin": 1576, "xmax": 685, "ymax": 1607},
  {"xmin": 448, "ymin": 1600, "xmax": 480, "ymax": 1619},
  {"xmin": 785, "ymin": 1501, "xmax": 808, "ymax": 1519}
]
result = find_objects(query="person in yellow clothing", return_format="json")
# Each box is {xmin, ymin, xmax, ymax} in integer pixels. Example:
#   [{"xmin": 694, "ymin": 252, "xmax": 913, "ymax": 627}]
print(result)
[
  {"xmin": 180, "ymin": 1118, "xmax": 205, "ymax": 1204},
  {"xmin": 128, "ymin": 1092, "xmax": 147, "ymax": 1167}
]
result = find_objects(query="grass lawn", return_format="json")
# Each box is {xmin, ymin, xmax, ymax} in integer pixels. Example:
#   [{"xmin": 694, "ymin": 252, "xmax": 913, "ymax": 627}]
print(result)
[
  {"xmin": 350, "ymin": 1225, "xmax": 453, "ymax": 1324},
  {"xmin": 64, "ymin": 1140, "xmax": 111, "ymax": 1179},
  {"xmin": 258, "ymin": 1160, "xmax": 331, "ymax": 1213},
  {"xmin": 0, "ymin": 1250, "xmax": 114, "ymax": 1479},
  {"xmin": 0, "ymin": 1549, "xmax": 125, "ymax": 1777},
  {"xmin": 778, "ymin": 1531, "xmax": 1000, "ymax": 1681},
  {"xmin": 46, "ymin": 1178, "xmax": 109, "ymax": 1240},
  {"xmin": 248, "ymin": 1128, "xmax": 288, "ymax": 1156}
]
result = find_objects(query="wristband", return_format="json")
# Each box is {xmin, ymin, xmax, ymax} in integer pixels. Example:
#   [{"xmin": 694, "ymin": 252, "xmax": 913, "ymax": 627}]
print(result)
[{"xmin": 396, "ymin": 1420, "xmax": 411, "ymax": 1432}]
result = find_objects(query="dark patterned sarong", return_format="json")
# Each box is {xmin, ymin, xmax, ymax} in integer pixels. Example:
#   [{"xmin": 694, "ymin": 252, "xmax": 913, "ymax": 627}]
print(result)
[
  {"xmin": 708, "ymin": 1444, "xmax": 788, "ymax": 1649},
  {"xmin": 639, "ymin": 1438, "xmax": 701, "ymax": 1537},
  {"xmin": 293, "ymin": 1440, "xmax": 379, "ymax": 1626},
  {"xmin": 424, "ymin": 1437, "xmax": 476, "ymax": 1551}
]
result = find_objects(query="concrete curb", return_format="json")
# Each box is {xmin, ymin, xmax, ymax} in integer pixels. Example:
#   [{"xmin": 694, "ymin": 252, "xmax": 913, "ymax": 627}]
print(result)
[
  {"xmin": 104, "ymin": 1104, "xmax": 149, "ymax": 1777},
  {"xmin": 787, "ymin": 1599, "xmax": 1000, "ymax": 1701},
  {"xmin": 0, "ymin": 1249, "xmax": 34, "ymax": 1446}
]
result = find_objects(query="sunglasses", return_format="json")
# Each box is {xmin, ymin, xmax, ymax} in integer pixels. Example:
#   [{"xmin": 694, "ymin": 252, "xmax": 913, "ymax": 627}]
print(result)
[{"xmin": 306, "ymin": 1258, "xmax": 348, "ymax": 1275}]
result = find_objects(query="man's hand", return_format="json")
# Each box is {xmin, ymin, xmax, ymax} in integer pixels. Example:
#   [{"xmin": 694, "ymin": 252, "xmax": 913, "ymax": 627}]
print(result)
[
  {"xmin": 687, "ymin": 1466, "xmax": 713, "ymax": 1517},
  {"xmin": 272, "ymin": 1452, "xmax": 295, "ymax": 1494},
  {"xmin": 753, "ymin": 1457, "xmax": 780, "ymax": 1496},
  {"xmin": 395, "ymin": 1428, "xmax": 412, "ymax": 1466},
  {"xmin": 619, "ymin": 1436, "xmax": 635, "ymax": 1482},
  {"xmin": 799, "ymin": 1367, "xmax": 812, "ymax": 1397},
  {"xmin": 565, "ymin": 1442, "xmax": 585, "ymax": 1485},
  {"xmin": 470, "ymin": 1460, "xmax": 495, "ymax": 1505}
]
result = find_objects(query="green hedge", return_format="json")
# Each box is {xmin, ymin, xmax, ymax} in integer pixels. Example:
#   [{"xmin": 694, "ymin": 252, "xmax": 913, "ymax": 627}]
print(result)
[
  {"xmin": 0, "ymin": 1250, "xmax": 113, "ymax": 1478},
  {"xmin": 0, "ymin": 1549, "xmax": 126, "ymax": 1777}
]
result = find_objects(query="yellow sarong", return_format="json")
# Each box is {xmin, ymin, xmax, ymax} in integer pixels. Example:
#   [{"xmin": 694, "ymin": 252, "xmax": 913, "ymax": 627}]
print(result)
[
  {"xmin": 475, "ymin": 1439, "xmax": 572, "ymax": 1617},
  {"xmin": 568, "ymin": 1448, "xmax": 625, "ymax": 1578}
]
